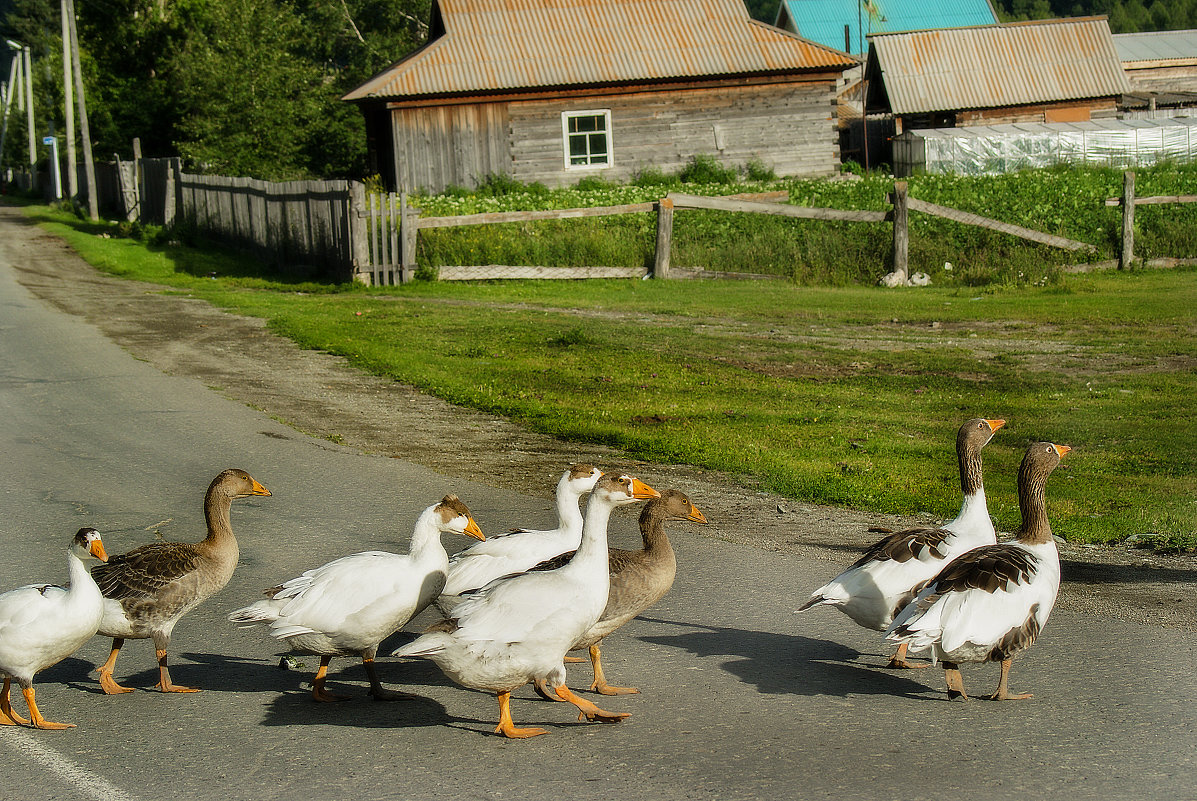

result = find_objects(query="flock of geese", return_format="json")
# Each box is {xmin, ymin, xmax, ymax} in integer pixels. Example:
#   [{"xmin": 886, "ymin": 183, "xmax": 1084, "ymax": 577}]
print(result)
[{"xmin": 0, "ymin": 419, "xmax": 1069, "ymax": 736}]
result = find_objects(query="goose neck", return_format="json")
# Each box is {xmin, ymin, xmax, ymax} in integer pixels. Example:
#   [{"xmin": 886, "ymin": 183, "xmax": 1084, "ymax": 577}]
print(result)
[
  {"xmin": 203, "ymin": 489, "xmax": 235, "ymax": 546},
  {"xmin": 408, "ymin": 505, "xmax": 448, "ymax": 559},
  {"xmin": 574, "ymin": 498, "xmax": 616, "ymax": 564},
  {"xmin": 1016, "ymin": 472, "xmax": 1053, "ymax": 545}
]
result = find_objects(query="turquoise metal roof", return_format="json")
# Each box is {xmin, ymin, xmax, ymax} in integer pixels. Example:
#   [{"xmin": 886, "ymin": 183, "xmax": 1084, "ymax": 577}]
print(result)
[{"xmin": 775, "ymin": 0, "xmax": 998, "ymax": 57}]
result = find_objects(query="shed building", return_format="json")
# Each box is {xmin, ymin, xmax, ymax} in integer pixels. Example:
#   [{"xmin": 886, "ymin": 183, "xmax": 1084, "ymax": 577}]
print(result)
[
  {"xmin": 342, "ymin": 0, "xmax": 855, "ymax": 192},
  {"xmin": 864, "ymin": 17, "xmax": 1132, "ymax": 133}
]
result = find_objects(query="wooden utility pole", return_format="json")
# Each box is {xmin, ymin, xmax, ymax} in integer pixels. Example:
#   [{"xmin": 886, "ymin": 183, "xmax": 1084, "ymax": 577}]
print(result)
[
  {"xmin": 60, "ymin": 0, "xmax": 77, "ymax": 199},
  {"xmin": 65, "ymin": 0, "xmax": 97, "ymax": 219},
  {"xmin": 22, "ymin": 45, "xmax": 36, "ymax": 183}
]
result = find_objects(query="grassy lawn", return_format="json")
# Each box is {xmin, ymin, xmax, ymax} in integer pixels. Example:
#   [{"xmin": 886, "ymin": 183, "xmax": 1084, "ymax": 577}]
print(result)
[{"xmin": 15, "ymin": 201, "xmax": 1197, "ymax": 550}]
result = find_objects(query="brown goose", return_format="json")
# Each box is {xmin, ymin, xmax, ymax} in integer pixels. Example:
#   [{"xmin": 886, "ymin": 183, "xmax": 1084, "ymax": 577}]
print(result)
[
  {"xmin": 886, "ymin": 441, "xmax": 1069, "ymax": 701},
  {"xmin": 798, "ymin": 418, "xmax": 1004, "ymax": 668},
  {"xmin": 91, "ymin": 469, "xmax": 271, "ymax": 694},
  {"xmin": 535, "ymin": 489, "xmax": 706, "ymax": 698}
]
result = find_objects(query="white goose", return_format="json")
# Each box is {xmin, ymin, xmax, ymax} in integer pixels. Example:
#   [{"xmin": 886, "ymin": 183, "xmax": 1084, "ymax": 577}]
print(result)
[
  {"xmin": 435, "ymin": 464, "xmax": 602, "ymax": 615},
  {"xmin": 393, "ymin": 473, "xmax": 659, "ymax": 738},
  {"xmin": 229, "ymin": 495, "xmax": 483, "ymax": 702},
  {"xmin": 0, "ymin": 528, "xmax": 108, "ymax": 729},
  {"xmin": 798, "ymin": 418, "xmax": 1005, "ymax": 668},
  {"xmin": 887, "ymin": 441, "xmax": 1069, "ymax": 701}
]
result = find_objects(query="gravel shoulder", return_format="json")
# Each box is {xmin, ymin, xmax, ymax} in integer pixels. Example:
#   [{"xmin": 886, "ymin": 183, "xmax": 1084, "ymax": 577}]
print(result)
[{"xmin": 5, "ymin": 204, "xmax": 1194, "ymax": 631}]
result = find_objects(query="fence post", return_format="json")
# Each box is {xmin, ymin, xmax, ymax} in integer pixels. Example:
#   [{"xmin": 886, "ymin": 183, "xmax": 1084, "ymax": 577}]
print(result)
[
  {"xmin": 654, "ymin": 197, "xmax": 673, "ymax": 279},
  {"xmin": 400, "ymin": 191, "xmax": 416, "ymax": 283},
  {"xmin": 349, "ymin": 181, "xmax": 370, "ymax": 284},
  {"xmin": 163, "ymin": 157, "xmax": 178, "ymax": 228},
  {"xmin": 891, "ymin": 180, "xmax": 909, "ymax": 281},
  {"xmin": 1120, "ymin": 171, "xmax": 1135, "ymax": 271}
]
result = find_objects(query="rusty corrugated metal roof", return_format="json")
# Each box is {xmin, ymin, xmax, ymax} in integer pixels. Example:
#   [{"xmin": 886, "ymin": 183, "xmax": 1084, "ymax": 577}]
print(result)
[
  {"xmin": 343, "ymin": 0, "xmax": 855, "ymax": 101},
  {"xmin": 867, "ymin": 17, "xmax": 1132, "ymax": 115}
]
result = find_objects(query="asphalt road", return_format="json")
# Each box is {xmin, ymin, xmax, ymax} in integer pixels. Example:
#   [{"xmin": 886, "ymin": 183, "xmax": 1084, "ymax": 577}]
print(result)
[{"xmin": 0, "ymin": 218, "xmax": 1194, "ymax": 801}]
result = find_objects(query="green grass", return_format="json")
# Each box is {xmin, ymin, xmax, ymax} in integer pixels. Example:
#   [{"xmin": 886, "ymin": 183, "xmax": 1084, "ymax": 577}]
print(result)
[{"xmin": 15, "ymin": 201, "xmax": 1197, "ymax": 551}]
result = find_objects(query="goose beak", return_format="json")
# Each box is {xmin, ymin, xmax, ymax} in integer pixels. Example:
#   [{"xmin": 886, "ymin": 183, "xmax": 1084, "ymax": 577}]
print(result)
[
  {"xmin": 630, "ymin": 478, "xmax": 661, "ymax": 500},
  {"xmin": 464, "ymin": 518, "xmax": 485, "ymax": 541},
  {"xmin": 986, "ymin": 419, "xmax": 1006, "ymax": 432},
  {"xmin": 251, "ymin": 479, "xmax": 272, "ymax": 497},
  {"xmin": 686, "ymin": 504, "xmax": 708, "ymax": 524},
  {"xmin": 90, "ymin": 539, "xmax": 109, "ymax": 562},
  {"xmin": 1052, "ymin": 443, "xmax": 1072, "ymax": 458}
]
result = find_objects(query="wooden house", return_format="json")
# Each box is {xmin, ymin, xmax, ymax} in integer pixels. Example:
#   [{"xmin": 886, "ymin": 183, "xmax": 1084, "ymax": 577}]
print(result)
[
  {"xmin": 864, "ymin": 17, "xmax": 1132, "ymax": 134},
  {"xmin": 342, "ymin": 0, "xmax": 855, "ymax": 192},
  {"xmin": 1115, "ymin": 30, "xmax": 1197, "ymax": 118}
]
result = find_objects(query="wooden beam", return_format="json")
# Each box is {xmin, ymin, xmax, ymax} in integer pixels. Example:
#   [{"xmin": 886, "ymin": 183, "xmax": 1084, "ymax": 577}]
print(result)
[
  {"xmin": 1104, "ymin": 194, "xmax": 1197, "ymax": 206},
  {"xmin": 415, "ymin": 202, "xmax": 656, "ymax": 229},
  {"xmin": 667, "ymin": 192, "xmax": 889, "ymax": 222},
  {"xmin": 1121, "ymin": 171, "xmax": 1135, "ymax": 271},
  {"xmin": 906, "ymin": 196, "xmax": 1096, "ymax": 252}
]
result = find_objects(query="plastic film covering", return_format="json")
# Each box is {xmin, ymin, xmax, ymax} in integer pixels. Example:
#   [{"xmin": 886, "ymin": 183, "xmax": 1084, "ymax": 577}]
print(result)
[{"xmin": 902, "ymin": 118, "xmax": 1197, "ymax": 175}]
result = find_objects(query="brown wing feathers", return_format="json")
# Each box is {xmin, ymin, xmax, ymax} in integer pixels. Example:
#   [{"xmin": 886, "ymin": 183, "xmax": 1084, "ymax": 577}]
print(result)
[
  {"xmin": 91, "ymin": 542, "xmax": 204, "ymax": 600},
  {"xmin": 850, "ymin": 527, "xmax": 954, "ymax": 569}
]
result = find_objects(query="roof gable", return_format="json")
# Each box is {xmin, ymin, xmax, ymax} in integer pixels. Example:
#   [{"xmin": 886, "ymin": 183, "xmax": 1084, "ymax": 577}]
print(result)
[
  {"xmin": 344, "ymin": 0, "xmax": 855, "ymax": 101},
  {"xmin": 775, "ymin": 0, "xmax": 998, "ymax": 55},
  {"xmin": 865, "ymin": 17, "xmax": 1132, "ymax": 116}
]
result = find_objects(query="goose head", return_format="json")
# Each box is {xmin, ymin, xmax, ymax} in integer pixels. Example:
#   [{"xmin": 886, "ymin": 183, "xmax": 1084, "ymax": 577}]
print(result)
[
  {"xmin": 73, "ymin": 527, "xmax": 108, "ymax": 562},
  {"xmin": 565, "ymin": 463, "xmax": 604, "ymax": 495},
  {"xmin": 592, "ymin": 473, "xmax": 660, "ymax": 508},
  {"xmin": 957, "ymin": 418, "xmax": 1005, "ymax": 454},
  {"xmin": 210, "ymin": 469, "xmax": 272, "ymax": 499},
  {"xmin": 653, "ymin": 489, "xmax": 708, "ymax": 524},
  {"xmin": 435, "ymin": 494, "xmax": 485, "ymax": 541}
]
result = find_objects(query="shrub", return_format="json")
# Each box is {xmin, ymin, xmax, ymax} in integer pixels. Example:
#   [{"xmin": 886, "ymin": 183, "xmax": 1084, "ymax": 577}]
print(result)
[{"xmin": 678, "ymin": 154, "xmax": 739, "ymax": 185}]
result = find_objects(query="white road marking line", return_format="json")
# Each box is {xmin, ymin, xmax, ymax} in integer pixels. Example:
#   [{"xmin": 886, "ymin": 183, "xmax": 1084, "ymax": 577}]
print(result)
[{"xmin": 3, "ymin": 727, "xmax": 138, "ymax": 801}]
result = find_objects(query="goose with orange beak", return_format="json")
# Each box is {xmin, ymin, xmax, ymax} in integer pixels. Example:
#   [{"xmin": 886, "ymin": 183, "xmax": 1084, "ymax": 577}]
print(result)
[
  {"xmin": 230, "ymin": 494, "xmax": 484, "ymax": 702},
  {"xmin": 799, "ymin": 418, "xmax": 1006, "ymax": 668},
  {"xmin": 0, "ymin": 528, "xmax": 108, "ymax": 729},
  {"xmin": 394, "ymin": 473, "xmax": 660, "ymax": 738},
  {"xmin": 887, "ymin": 442, "xmax": 1070, "ymax": 701}
]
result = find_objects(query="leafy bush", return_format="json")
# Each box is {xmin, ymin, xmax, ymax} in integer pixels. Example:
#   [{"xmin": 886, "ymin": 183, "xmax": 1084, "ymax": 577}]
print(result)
[
  {"xmin": 744, "ymin": 158, "xmax": 777, "ymax": 182},
  {"xmin": 678, "ymin": 154, "xmax": 739, "ymax": 185}
]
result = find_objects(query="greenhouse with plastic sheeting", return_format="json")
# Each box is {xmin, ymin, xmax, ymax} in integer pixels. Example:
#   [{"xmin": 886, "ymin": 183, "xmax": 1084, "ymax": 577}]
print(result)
[{"xmin": 892, "ymin": 118, "xmax": 1197, "ymax": 176}]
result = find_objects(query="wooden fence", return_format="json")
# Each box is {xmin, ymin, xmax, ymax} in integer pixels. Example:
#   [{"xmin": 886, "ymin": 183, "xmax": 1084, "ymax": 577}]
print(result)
[
  {"xmin": 356, "ymin": 184, "xmax": 1116, "ymax": 286},
  {"xmin": 14, "ymin": 159, "xmax": 1188, "ymax": 283}
]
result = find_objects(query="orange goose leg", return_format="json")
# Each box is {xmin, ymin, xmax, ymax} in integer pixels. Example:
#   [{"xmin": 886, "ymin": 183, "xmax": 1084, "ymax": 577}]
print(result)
[
  {"xmin": 552, "ymin": 684, "xmax": 630, "ymax": 723},
  {"xmin": 311, "ymin": 656, "xmax": 350, "ymax": 702},
  {"xmin": 886, "ymin": 643, "xmax": 931, "ymax": 670},
  {"xmin": 943, "ymin": 661, "xmax": 969, "ymax": 702},
  {"xmin": 22, "ymin": 686, "xmax": 74, "ymax": 730},
  {"xmin": 494, "ymin": 691, "xmax": 546, "ymax": 738},
  {"xmin": 0, "ymin": 678, "xmax": 29, "ymax": 725},
  {"xmin": 155, "ymin": 647, "xmax": 199, "ymax": 693},
  {"xmin": 988, "ymin": 658, "xmax": 1032, "ymax": 701},
  {"xmin": 97, "ymin": 638, "xmax": 135, "ymax": 694},
  {"xmin": 588, "ymin": 643, "xmax": 640, "ymax": 696}
]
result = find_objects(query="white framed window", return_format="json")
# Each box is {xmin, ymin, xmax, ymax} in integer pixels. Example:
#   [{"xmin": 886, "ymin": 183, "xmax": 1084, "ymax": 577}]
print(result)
[{"xmin": 562, "ymin": 110, "xmax": 613, "ymax": 170}]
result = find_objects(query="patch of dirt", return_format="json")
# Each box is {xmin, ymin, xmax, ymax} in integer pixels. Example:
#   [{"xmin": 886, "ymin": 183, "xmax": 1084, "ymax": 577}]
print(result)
[{"xmin": 4, "ymin": 203, "xmax": 1194, "ymax": 631}]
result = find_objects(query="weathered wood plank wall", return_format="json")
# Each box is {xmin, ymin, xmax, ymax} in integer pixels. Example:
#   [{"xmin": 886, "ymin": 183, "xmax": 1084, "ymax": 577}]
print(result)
[
  {"xmin": 390, "ymin": 102, "xmax": 511, "ymax": 192},
  {"xmin": 176, "ymin": 173, "xmax": 354, "ymax": 279},
  {"xmin": 509, "ymin": 79, "xmax": 840, "ymax": 187}
]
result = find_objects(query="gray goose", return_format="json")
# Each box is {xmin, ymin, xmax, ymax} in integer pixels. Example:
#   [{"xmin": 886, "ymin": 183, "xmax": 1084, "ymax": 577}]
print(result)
[
  {"xmin": 92, "ymin": 469, "xmax": 270, "ymax": 693},
  {"xmin": 886, "ymin": 441, "xmax": 1069, "ymax": 701},
  {"xmin": 535, "ymin": 488, "xmax": 706, "ymax": 698},
  {"xmin": 798, "ymin": 418, "xmax": 1005, "ymax": 668}
]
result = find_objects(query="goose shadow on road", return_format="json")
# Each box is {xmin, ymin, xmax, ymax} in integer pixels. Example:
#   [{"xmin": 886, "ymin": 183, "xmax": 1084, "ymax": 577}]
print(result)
[{"xmin": 634, "ymin": 616, "xmax": 932, "ymax": 700}]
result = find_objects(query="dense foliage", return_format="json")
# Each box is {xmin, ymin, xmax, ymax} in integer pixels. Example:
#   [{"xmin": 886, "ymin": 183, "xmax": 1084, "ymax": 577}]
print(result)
[{"xmin": 1, "ymin": 0, "xmax": 428, "ymax": 180}]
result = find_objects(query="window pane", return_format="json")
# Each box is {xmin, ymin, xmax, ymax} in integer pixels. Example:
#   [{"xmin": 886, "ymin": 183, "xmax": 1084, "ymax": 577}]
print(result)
[
  {"xmin": 589, "ymin": 133, "xmax": 607, "ymax": 156},
  {"xmin": 569, "ymin": 136, "xmax": 587, "ymax": 158}
]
